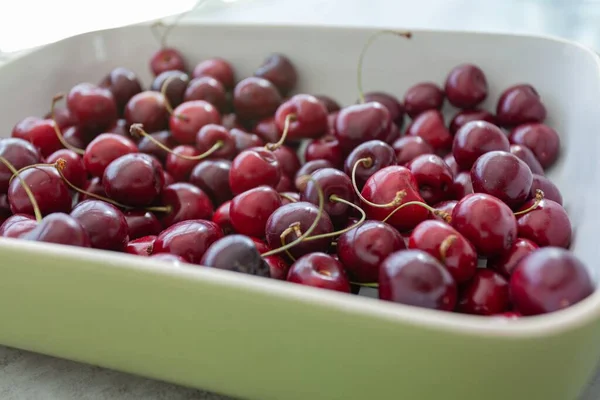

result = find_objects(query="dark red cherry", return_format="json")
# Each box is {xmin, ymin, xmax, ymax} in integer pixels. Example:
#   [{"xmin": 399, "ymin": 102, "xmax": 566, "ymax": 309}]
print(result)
[
  {"xmin": 509, "ymin": 144, "xmax": 544, "ymax": 175},
  {"xmin": 67, "ymin": 83, "xmax": 117, "ymax": 130},
  {"xmin": 379, "ymin": 249, "xmax": 457, "ymax": 311},
  {"xmin": 153, "ymin": 219, "xmax": 223, "ymax": 264},
  {"xmin": 280, "ymin": 191, "xmax": 300, "ymax": 206},
  {"xmin": 305, "ymin": 136, "xmax": 343, "ymax": 168},
  {"xmin": 103, "ymin": 153, "xmax": 164, "ymax": 207},
  {"xmin": 229, "ymin": 147, "xmax": 281, "ymax": 195},
  {"xmin": 403, "ymin": 82, "xmax": 444, "ymax": 118},
  {"xmin": 496, "ymin": 84, "xmax": 546, "ymax": 127},
  {"xmin": 125, "ymin": 235, "xmax": 156, "ymax": 256},
  {"xmin": 405, "ymin": 110, "xmax": 452, "ymax": 153},
  {"xmin": 252, "ymin": 117, "xmax": 279, "ymax": 143},
  {"xmin": 193, "ymin": 57, "xmax": 235, "ymax": 89},
  {"xmin": 83, "ymin": 133, "xmax": 138, "ymax": 178},
  {"xmin": 201, "ymin": 234, "xmax": 270, "ymax": 277},
  {"xmin": 222, "ymin": 113, "xmax": 246, "ymax": 131},
  {"xmin": 165, "ymin": 145, "xmax": 200, "ymax": 182},
  {"xmin": 195, "ymin": 124, "xmax": 236, "ymax": 159},
  {"xmin": 509, "ymin": 123, "xmax": 559, "ymax": 168},
  {"xmin": 45, "ymin": 106, "xmax": 76, "ymax": 130},
  {"xmin": 344, "ymin": 140, "xmax": 397, "ymax": 190},
  {"xmin": 510, "ymin": 247, "xmax": 593, "ymax": 315},
  {"xmin": 254, "ymin": 53, "xmax": 297, "ymax": 95},
  {"xmin": 46, "ymin": 149, "xmax": 87, "ymax": 189},
  {"xmin": 62, "ymin": 126, "xmax": 87, "ymax": 149},
  {"xmin": 0, "ymin": 194, "xmax": 10, "ymax": 220},
  {"xmin": 471, "ymin": 151, "xmax": 533, "ymax": 209},
  {"xmin": 124, "ymin": 91, "xmax": 169, "ymax": 133},
  {"xmin": 189, "ymin": 159, "xmax": 233, "ymax": 206},
  {"xmin": 488, "ymin": 238, "xmax": 539, "ymax": 278},
  {"xmin": 233, "ymin": 77, "xmax": 283, "ymax": 122},
  {"xmin": 294, "ymin": 159, "xmax": 334, "ymax": 191},
  {"xmin": 287, "ymin": 252, "xmax": 350, "ymax": 292},
  {"xmin": 301, "ymin": 168, "xmax": 355, "ymax": 226},
  {"xmin": 11, "ymin": 117, "xmax": 62, "ymax": 157},
  {"xmin": 451, "ymin": 193, "xmax": 517, "ymax": 257},
  {"xmin": 124, "ymin": 210, "xmax": 162, "ymax": 240},
  {"xmin": 99, "ymin": 67, "xmax": 143, "ymax": 114},
  {"xmin": 333, "ymin": 102, "xmax": 392, "ymax": 153},
  {"xmin": 337, "ymin": 220, "xmax": 405, "ymax": 283},
  {"xmin": 392, "ymin": 136, "xmax": 434, "ymax": 166},
  {"xmin": 212, "ymin": 200, "xmax": 234, "ymax": 234},
  {"xmin": 137, "ymin": 130, "xmax": 177, "ymax": 162},
  {"xmin": 458, "ymin": 269, "xmax": 509, "ymax": 315},
  {"xmin": 272, "ymin": 145, "xmax": 301, "ymax": 178},
  {"xmin": 160, "ymin": 182, "xmax": 214, "ymax": 228},
  {"xmin": 443, "ymin": 154, "xmax": 460, "ymax": 177},
  {"xmin": 275, "ymin": 94, "xmax": 329, "ymax": 140},
  {"xmin": 363, "ymin": 91, "xmax": 405, "ymax": 128},
  {"xmin": 444, "ymin": 64, "xmax": 488, "ymax": 109},
  {"xmin": 170, "ymin": 100, "xmax": 221, "ymax": 144},
  {"xmin": 150, "ymin": 70, "xmax": 188, "ymax": 110},
  {"xmin": 264, "ymin": 255, "xmax": 289, "ymax": 280},
  {"xmin": 82, "ymin": 177, "xmax": 105, "ymax": 201},
  {"xmin": 452, "ymin": 121, "xmax": 510, "ymax": 170},
  {"xmin": 314, "ymin": 95, "xmax": 341, "ymax": 113},
  {"xmin": 450, "ymin": 171, "xmax": 473, "ymax": 199},
  {"xmin": 8, "ymin": 166, "xmax": 71, "ymax": 216},
  {"xmin": 106, "ymin": 119, "xmax": 131, "ymax": 139},
  {"xmin": 0, "ymin": 138, "xmax": 42, "ymax": 192},
  {"xmin": 70, "ymin": 200, "xmax": 128, "ymax": 251},
  {"xmin": 449, "ymin": 109, "xmax": 497, "ymax": 135},
  {"xmin": 516, "ymin": 199, "xmax": 571, "ymax": 248},
  {"xmin": 432, "ymin": 200, "xmax": 458, "ymax": 222},
  {"xmin": 150, "ymin": 47, "xmax": 187, "ymax": 76},
  {"xmin": 0, "ymin": 214, "xmax": 37, "ymax": 238},
  {"xmin": 184, "ymin": 76, "xmax": 228, "ymax": 113},
  {"xmin": 275, "ymin": 174, "xmax": 294, "ymax": 192},
  {"xmin": 230, "ymin": 186, "xmax": 282, "ymax": 237},
  {"xmin": 407, "ymin": 154, "xmax": 453, "ymax": 205},
  {"xmin": 530, "ymin": 174, "xmax": 562, "ymax": 205},
  {"xmin": 22, "ymin": 212, "xmax": 90, "ymax": 247},
  {"xmin": 230, "ymin": 128, "xmax": 264, "ymax": 153},
  {"xmin": 250, "ymin": 237, "xmax": 270, "ymax": 253}
]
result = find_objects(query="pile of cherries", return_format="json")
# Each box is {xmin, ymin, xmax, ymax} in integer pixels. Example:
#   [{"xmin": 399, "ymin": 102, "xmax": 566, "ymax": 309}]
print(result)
[{"xmin": 0, "ymin": 31, "xmax": 594, "ymax": 319}]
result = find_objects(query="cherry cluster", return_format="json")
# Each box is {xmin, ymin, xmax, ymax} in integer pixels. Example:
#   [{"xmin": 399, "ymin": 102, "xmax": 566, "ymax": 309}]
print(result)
[{"xmin": 0, "ymin": 30, "xmax": 593, "ymax": 319}]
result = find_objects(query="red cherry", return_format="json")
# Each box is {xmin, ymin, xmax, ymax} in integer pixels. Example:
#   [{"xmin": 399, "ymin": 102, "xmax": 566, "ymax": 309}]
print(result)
[
  {"xmin": 99, "ymin": 67, "xmax": 143, "ymax": 115},
  {"xmin": 195, "ymin": 124, "xmax": 236, "ymax": 160},
  {"xmin": 46, "ymin": 149, "xmax": 87, "ymax": 189},
  {"xmin": 106, "ymin": 119, "xmax": 131, "ymax": 139},
  {"xmin": 432, "ymin": 200, "xmax": 458, "ymax": 222},
  {"xmin": 124, "ymin": 210, "xmax": 162, "ymax": 240},
  {"xmin": 392, "ymin": 136, "xmax": 434, "ymax": 166},
  {"xmin": 192, "ymin": 57, "xmax": 235, "ymax": 89},
  {"xmin": 229, "ymin": 147, "xmax": 281, "ymax": 195},
  {"xmin": 62, "ymin": 126, "xmax": 88, "ymax": 149},
  {"xmin": 252, "ymin": 117, "xmax": 279, "ymax": 143},
  {"xmin": 287, "ymin": 252, "xmax": 350, "ymax": 293},
  {"xmin": 274, "ymin": 94, "xmax": 328, "ymax": 140},
  {"xmin": 301, "ymin": 168, "xmax": 356, "ymax": 226},
  {"xmin": 452, "ymin": 121, "xmax": 510, "ymax": 170},
  {"xmin": 509, "ymin": 123, "xmax": 559, "ymax": 168},
  {"xmin": 82, "ymin": 177, "xmax": 106, "ymax": 201},
  {"xmin": 201, "ymin": 234, "xmax": 270, "ymax": 277},
  {"xmin": 450, "ymin": 171, "xmax": 473, "ymax": 199},
  {"xmin": 264, "ymin": 255, "xmax": 289, "ymax": 280},
  {"xmin": 254, "ymin": 53, "xmax": 297, "ymax": 95},
  {"xmin": 125, "ymin": 235, "xmax": 156, "ymax": 256},
  {"xmin": 516, "ymin": 199, "xmax": 571, "ymax": 248},
  {"xmin": 184, "ymin": 76, "xmax": 228, "ymax": 113},
  {"xmin": 153, "ymin": 219, "xmax": 223, "ymax": 264},
  {"xmin": 169, "ymin": 100, "xmax": 221, "ymax": 144},
  {"xmin": 124, "ymin": 91, "xmax": 169, "ymax": 133},
  {"xmin": 0, "ymin": 138, "xmax": 41, "ymax": 192},
  {"xmin": 233, "ymin": 77, "xmax": 282, "ymax": 122},
  {"xmin": 137, "ymin": 130, "xmax": 177, "ymax": 162},
  {"xmin": 405, "ymin": 110, "xmax": 452, "ymax": 153},
  {"xmin": 333, "ymin": 102, "xmax": 392, "ymax": 153},
  {"xmin": 444, "ymin": 64, "xmax": 488, "ymax": 109},
  {"xmin": 67, "ymin": 83, "xmax": 117, "ymax": 130},
  {"xmin": 363, "ymin": 91, "xmax": 405, "ymax": 128},
  {"xmin": 314, "ymin": 95, "xmax": 341, "ymax": 113},
  {"xmin": 160, "ymin": 182, "xmax": 214, "ymax": 228},
  {"xmin": 449, "ymin": 109, "xmax": 497, "ymax": 135},
  {"xmin": 212, "ymin": 200, "xmax": 234, "ymax": 235},
  {"xmin": 345, "ymin": 140, "xmax": 397, "ymax": 190},
  {"xmin": 403, "ymin": 82, "xmax": 444, "ymax": 118},
  {"xmin": 530, "ymin": 174, "xmax": 562, "ymax": 205},
  {"xmin": 277, "ymin": 175, "xmax": 294, "ymax": 193},
  {"xmin": 150, "ymin": 70, "xmax": 188, "ymax": 108},
  {"xmin": 12, "ymin": 117, "xmax": 62, "ymax": 157},
  {"xmin": 272, "ymin": 145, "xmax": 301, "ymax": 178},
  {"xmin": 230, "ymin": 186, "xmax": 282, "ymax": 237},
  {"xmin": 189, "ymin": 159, "xmax": 233, "ymax": 206},
  {"xmin": 8, "ymin": 166, "xmax": 71, "ymax": 216},
  {"xmin": 230, "ymin": 128, "xmax": 264, "ymax": 153},
  {"xmin": 280, "ymin": 191, "xmax": 300, "ymax": 206},
  {"xmin": 407, "ymin": 154, "xmax": 453, "ymax": 205},
  {"xmin": 250, "ymin": 237, "xmax": 270, "ymax": 253},
  {"xmin": 496, "ymin": 84, "xmax": 546, "ymax": 127},
  {"xmin": 458, "ymin": 269, "xmax": 509, "ymax": 315},
  {"xmin": 487, "ymin": 237, "xmax": 539, "ymax": 277},
  {"xmin": 83, "ymin": 133, "xmax": 138, "ymax": 178},
  {"xmin": 150, "ymin": 47, "xmax": 187, "ymax": 76},
  {"xmin": 443, "ymin": 154, "xmax": 460, "ymax": 177},
  {"xmin": 103, "ymin": 153, "xmax": 164, "ymax": 207},
  {"xmin": 294, "ymin": 159, "xmax": 334, "ymax": 191},
  {"xmin": 70, "ymin": 200, "xmax": 128, "ymax": 251},
  {"xmin": 0, "ymin": 214, "xmax": 37, "ymax": 238},
  {"xmin": 165, "ymin": 145, "xmax": 200, "ymax": 182},
  {"xmin": 22, "ymin": 212, "xmax": 90, "ymax": 247},
  {"xmin": 45, "ymin": 106, "xmax": 76, "ymax": 130},
  {"xmin": 509, "ymin": 144, "xmax": 544, "ymax": 175},
  {"xmin": 304, "ymin": 136, "xmax": 343, "ymax": 168}
]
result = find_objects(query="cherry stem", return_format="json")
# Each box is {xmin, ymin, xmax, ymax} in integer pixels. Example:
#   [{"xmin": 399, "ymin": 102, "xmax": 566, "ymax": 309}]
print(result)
[
  {"xmin": 382, "ymin": 200, "xmax": 451, "ymax": 223},
  {"xmin": 51, "ymin": 94, "xmax": 85, "ymax": 155},
  {"xmin": 514, "ymin": 189, "xmax": 545, "ymax": 216},
  {"xmin": 352, "ymin": 157, "xmax": 406, "ymax": 208},
  {"xmin": 261, "ymin": 177, "xmax": 325, "ymax": 258},
  {"xmin": 304, "ymin": 195, "xmax": 366, "ymax": 242},
  {"xmin": 9, "ymin": 163, "xmax": 57, "ymax": 185},
  {"xmin": 279, "ymin": 193, "xmax": 298, "ymax": 203},
  {"xmin": 160, "ymin": 75, "xmax": 189, "ymax": 120},
  {"xmin": 0, "ymin": 156, "xmax": 42, "ymax": 222},
  {"xmin": 350, "ymin": 281, "xmax": 379, "ymax": 288},
  {"xmin": 357, "ymin": 30, "xmax": 412, "ymax": 103},
  {"xmin": 278, "ymin": 222, "xmax": 301, "ymax": 261},
  {"xmin": 152, "ymin": 0, "xmax": 209, "ymax": 48},
  {"xmin": 265, "ymin": 113, "xmax": 295, "ymax": 151},
  {"xmin": 130, "ymin": 123, "xmax": 223, "ymax": 161},
  {"xmin": 439, "ymin": 235, "xmax": 457, "ymax": 264}
]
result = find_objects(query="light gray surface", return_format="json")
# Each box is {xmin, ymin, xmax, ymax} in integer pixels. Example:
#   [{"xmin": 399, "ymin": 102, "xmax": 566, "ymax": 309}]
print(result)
[{"xmin": 2, "ymin": 0, "xmax": 600, "ymax": 399}]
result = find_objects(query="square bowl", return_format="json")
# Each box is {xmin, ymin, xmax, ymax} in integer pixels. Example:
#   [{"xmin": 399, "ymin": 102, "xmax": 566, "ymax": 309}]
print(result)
[{"xmin": 0, "ymin": 22, "xmax": 600, "ymax": 400}]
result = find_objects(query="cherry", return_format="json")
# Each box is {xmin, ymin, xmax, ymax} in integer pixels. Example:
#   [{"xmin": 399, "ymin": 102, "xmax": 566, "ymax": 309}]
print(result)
[
  {"xmin": 46, "ymin": 149, "xmax": 87, "ymax": 189},
  {"xmin": 184, "ymin": 76, "xmax": 228, "ymax": 112},
  {"xmin": 189, "ymin": 159, "xmax": 233, "ymax": 206},
  {"xmin": 391, "ymin": 136, "xmax": 434, "ymax": 166},
  {"xmin": 67, "ymin": 83, "xmax": 118, "ymax": 130},
  {"xmin": 0, "ymin": 194, "xmax": 10, "ymax": 220},
  {"xmin": 150, "ymin": 71, "xmax": 188, "ymax": 109},
  {"xmin": 449, "ymin": 109, "xmax": 497, "ymax": 135},
  {"xmin": 230, "ymin": 128, "xmax": 264, "ymax": 153},
  {"xmin": 62, "ymin": 126, "xmax": 88, "ymax": 149},
  {"xmin": 124, "ymin": 210, "xmax": 162, "ymax": 240},
  {"xmin": 301, "ymin": 168, "xmax": 356, "ymax": 226},
  {"xmin": 294, "ymin": 159, "xmax": 333, "ymax": 191},
  {"xmin": 150, "ymin": 47, "xmax": 187, "ymax": 76},
  {"xmin": 106, "ymin": 119, "xmax": 131, "ymax": 139},
  {"xmin": 0, "ymin": 138, "xmax": 41, "ymax": 192},
  {"xmin": 153, "ymin": 219, "xmax": 223, "ymax": 264},
  {"xmin": 229, "ymin": 147, "xmax": 281, "ymax": 195},
  {"xmin": 510, "ymin": 247, "xmax": 593, "ymax": 315},
  {"xmin": 201, "ymin": 234, "xmax": 270, "ymax": 277},
  {"xmin": 230, "ymin": 186, "xmax": 282, "ymax": 238},
  {"xmin": 432, "ymin": 200, "xmax": 457, "ymax": 222},
  {"xmin": 407, "ymin": 154, "xmax": 453, "ymax": 205},
  {"xmin": 403, "ymin": 82, "xmax": 444, "ymax": 118},
  {"xmin": 314, "ymin": 95, "xmax": 341, "ymax": 113},
  {"xmin": 165, "ymin": 145, "xmax": 201, "ymax": 182},
  {"xmin": 509, "ymin": 144, "xmax": 544, "ymax": 175},
  {"xmin": 450, "ymin": 172, "xmax": 473, "ymax": 199},
  {"xmin": 405, "ymin": 110, "xmax": 452, "ymax": 153},
  {"xmin": 222, "ymin": 113, "xmax": 246, "ymax": 131},
  {"xmin": 0, "ymin": 214, "xmax": 37, "ymax": 238},
  {"xmin": 287, "ymin": 252, "xmax": 350, "ymax": 292},
  {"xmin": 471, "ymin": 151, "xmax": 533, "ymax": 209},
  {"xmin": 379, "ymin": 249, "xmax": 457, "ymax": 311},
  {"xmin": 452, "ymin": 121, "xmax": 510, "ymax": 170},
  {"xmin": 82, "ymin": 177, "xmax": 105, "ymax": 201},
  {"xmin": 334, "ymin": 102, "xmax": 392, "ymax": 153},
  {"xmin": 363, "ymin": 91, "xmax": 405, "ymax": 128},
  {"xmin": 195, "ymin": 124, "xmax": 236, "ymax": 160},
  {"xmin": 22, "ymin": 212, "xmax": 90, "ymax": 247},
  {"xmin": 124, "ymin": 91, "xmax": 169, "ymax": 133},
  {"xmin": 169, "ymin": 100, "xmax": 221, "ymax": 144},
  {"xmin": 70, "ymin": 200, "xmax": 128, "ymax": 251},
  {"xmin": 8, "ymin": 166, "xmax": 71, "ymax": 216},
  {"xmin": 458, "ymin": 269, "xmax": 509, "ymax": 315},
  {"xmin": 443, "ymin": 154, "xmax": 460, "ymax": 177},
  {"xmin": 12, "ymin": 117, "xmax": 62, "ymax": 157},
  {"xmin": 160, "ymin": 182, "xmax": 214, "ymax": 228},
  {"xmin": 530, "ymin": 174, "xmax": 562, "ymax": 205},
  {"xmin": 516, "ymin": 199, "xmax": 571, "ymax": 248},
  {"xmin": 264, "ymin": 255, "xmax": 289, "ymax": 280},
  {"xmin": 83, "ymin": 133, "xmax": 138, "ymax": 178},
  {"xmin": 345, "ymin": 140, "xmax": 397, "ymax": 190},
  {"xmin": 233, "ymin": 77, "xmax": 283, "ymax": 122},
  {"xmin": 444, "ymin": 64, "xmax": 488, "ymax": 109},
  {"xmin": 280, "ymin": 191, "xmax": 300, "ymax": 205},
  {"xmin": 305, "ymin": 136, "xmax": 343, "ymax": 168},
  {"xmin": 192, "ymin": 57, "xmax": 235, "ymax": 89},
  {"xmin": 272, "ymin": 145, "xmax": 301, "ymax": 178},
  {"xmin": 451, "ymin": 193, "xmax": 517, "ymax": 257},
  {"xmin": 487, "ymin": 237, "xmax": 539, "ymax": 278},
  {"xmin": 337, "ymin": 220, "xmax": 405, "ymax": 283},
  {"xmin": 99, "ymin": 67, "xmax": 143, "ymax": 114},
  {"xmin": 45, "ymin": 106, "xmax": 76, "ymax": 130},
  {"xmin": 274, "ymin": 94, "xmax": 328, "ymax": 140},
  {"xmin": 252, "ymin": 117, "xmax": 279, "ymax": 143},
  {"xmin": 254, "ymin": 53, "xmax": 297, "ymax": 95},
  {"xmin": 509, "ymin": 123, "xmax": 559, "ymax": 168},
  {"xmin": 212, "ymin": 200, "xmax": 234, "ymax": 235},
  {"xmin": 137, "ymin": 130, "xmax": 177, "ymax": 162},
  {"xmin": 125, "ymin": 235, "xmax": 156, "ymax": 256},
  {"xmin": 250, "ymin": 237, "xmax": 270, "ymax": 253},
  {"xmin": 496, "ymin": 84, "xmax": 546, "ymax": 127},
  {"xmin": 162, "ymin": 170, "xmax": 175, "ymax": 186}
]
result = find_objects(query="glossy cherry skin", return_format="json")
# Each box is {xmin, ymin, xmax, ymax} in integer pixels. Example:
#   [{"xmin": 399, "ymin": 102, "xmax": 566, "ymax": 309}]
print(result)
[
  {"xmin": 137, "ymin": 130, "xmax": 177, "ymax": 162},
  {"xmin": 432, "ymin": 200, "xmax": 458, "ymax": 222},
  {"xmin": 443, "ymin": 154, "xmax": 460, "ymax": 177},
  {"xmin": 22, "ymin": 212, "xmax": 90, "ymax": 247},
  {"xmin": 360, "ymin": 166, "xmax": 429, "ymax": 232},
  {"xmin": 12, "ymin": 117, "xmax": 62, "ymax": 157},
  {"xmin": 509, "ymin": 123, "xmax": 560, "ymax": 168},
  {"xmin": 452, "ymin": 121, "xmax": 510, "ymax": 170},
  {"xmin": 337, "ymin": 220, "xmax": 405, "ymax": 283},
  {"xmin": 405, "ymin": 110, "xmax": 452, "ymax": 153},
  {"xmin": 363, "ymin": 91, "xmax": 405, "ymax": 128},
  {"xmin": 294, "ymin": 159, "xmax": 334, "ymax": 191},
  {"xmin": 264, "ymin": 255, "xmax": 289, "ymax": 280},
  {"xmin": 252, "ymin": 117, "xmax": 279, "ymax": 143},
  {"xmin": 516, "ymin": 199, "xmax": 571, "ymax": 248},
  {"xmin": 530, "ymin": 174, "xmax": 562, "ymax": 205},
  {"xmin": 70, "ymin": 200, "xmax": 128, "ymax": 251},
  {"xmin": 392, "ymin": 136, "xmax": 434, "ymax": 166},
  {"xmin": 275, "ymin": 94, "xmax": 328, "ymax": 140},
  {"xmin": 230, "ymin": 186, "xmax": 282, "ymax": 237},
  {"xmin": 83, "ymin": 133, "xmax": 138, "ymax": 178},
  {"xmin": 272, "ymin": 145, "xmax": 301, "ymax": 179},
  {"xmin": 449, "ymin": 109, "xmax": 497, "ymax": 135},
  {"xmin": 201, "ymin": 234, "xmax": 270, "ymax": 277},
  {"xmin": 150, "ymin": 47, "xmax": 187, "ymax": 76},
  {"xmin": 8, "ymin": 166, "xmax": 71, "ymax": 216},
  {"xmin": 170, "ymin": 100, "xmax": 221, "ymax": 144},
  {"xmin": 189, "ymin": 159, "xmax": 233, "ymax": 206},
  {"xmin": 62, "ymin": 126, "xmax": 88, "ymax": 149},
  {"xmin": 229, "ymin": 147, "xmax": 281, "ymax": 195},
  {"xmin": 195, "ymin": 124, "xmax": 236, "ymax": 160},
  {"xmin": 450, "ymin": 172, "xmax": 473, "ymax": 199},
  {"xmin": 0, "ymin": 214, "xmax": 37, "ymax": 238},
  {"xmin": 103, "ymin": 153, "xmax": 164, "ymax": 207},
  {"xmin": 151, "ymin": 70, "xmax": 188, "ymax": 104},
  {"xmin": 184, "ymin": 76, "xmax": 228, "ymax": 113},
  {"xmin": 153, "ymin": 219, "xmax": 223, "ymax": 264},
  {"xmin": 305, "ymin": 136, "xmax": 343, "ymax": 168},
  {"xmin": 46, "ymin": 149, "xmax": 87, "ymax": 189},
  {"xmin": 487, "ymin": 237, "xmax": 539, "ymax": 278},
  {"xmin": 125, "ymin": 235, "xmax": 156, "ymax": 256},
  {"xmin": 46, "ymin": 106, "xmax": 77, "ymax": 130},
  {"xmin": 407, "ymin": 154, "xmax": 453, "ymax": 205},
  {"xmin": 233, "ymin": 77, "xmax": 283, "ymax": 122},
  {"xmin": 403, "ymin": 82, "xmax": 445, "ymax": 118},
  {"xmin": 496, "ymin": 84, "xmax": 546, "ymax": 127},
  {"xmin": 509, "ymin": 144, "xmax": 544, "ymax": 175},
  {"xmin": 458, "ymin": 269, "xmax": 509, "ymax": 315},
  {"xmin": 0, "ymin": 138, "xmax": 41, "ymax": 192},
  {"xmin": 99, "ymin": 67, "xmax": 143, "ymax": 114},
  {"xmin": 124, "ymin": 91, "xmax": 169, "ymax": 133},
  {"xmin": 451, "ymin": 193, "xmax": 517, "ymax": 257},
  {"xmin": 230, "ymin": 128, "xmax": 264, "ymax": 153},
  {"xmin": 160, "ymin": 182, "xmax": 214, "ymax": 228},
  {"xmin": 287, "ymin": 252, "xmax": 351, "ymax": 292},
  {"xmin": 265, "ymin": 201, "xmax": 334, "ymax": 260},
  {"xmin": 445, "ymin": 64, "xmax": 488, "ymax": 109},
  {"xmin": 124, "ymin": 210, "xmax": 162, "ymax": 240},
  {"xmin": 254, "ymin": 53, "xmax": 297, "ymax": 95},
  {"xmin": 82, "ymin": 177, "xmax": 106, "ymax": 201},
  {"xmin": 379, "ymin": 249, "xmax": 457, "ymax": 311},
  {"xmin": 315, "ymin": 95, "xmax": 341, "ymax": 113},
  {"xmin": 301, "ymin": 167, "xmax": 355, "ymax": 226},
  {"xmin": 333, "ymin": 102, "xmax": 392, "ymax": 153},
  {"xmin": 212, "ymin": 200, "xmax": 234, "ymax": 235},
  {"xmin": 193, "ymin": 57, "xmax": 235, "ymax": 89},
  {"xmin": 165, "ymin": 145, "xmax": 201, "ymax": 182},
  {"xmin": 471, "ymin": 151, "xmax": 533, "ymax": 209},
  {"xmin": 510, "ymin": 247, "xmax": 593, "ymax": 315},
  {"xmin": 344, "ymin": 140, "xmax": 397, "ymax": 190},
  {"xmin": 67, "ymin": 83, "xmax": 118, "ymax": 130}
]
